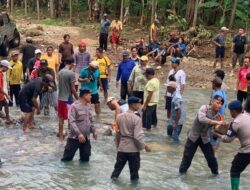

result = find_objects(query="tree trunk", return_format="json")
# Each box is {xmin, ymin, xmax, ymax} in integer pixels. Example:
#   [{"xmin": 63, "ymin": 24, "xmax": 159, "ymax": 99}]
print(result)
[
  {"xmin": 192, "ymin": 0, "xmax": 199, "ymax": 27},
  {"xmin": 120, "ymin": 0, "xmax": 124, "ymax": 22},
  {"xmin": 69, "ymin": 0, "xmax": 72, "ymax": 20},
  {"xmin": 88, "ymin": 0, "xmax": 93, "ymax": 21},
  {"xmin": 185, "ymin": 0, "xmax": 196, "ymax": 26},
  {"xmin": 7, "ymin": 0, "xmax": 10, "ymax": 13},
  {"xmin": 229, "ymin": 0, "xmax": 238, "ymax": 29},
  {"xmin": 140, "ymin": 0, "xmax": 144, "ymax": 26},
  {"xmin": 49, "ymin": 0, "xmax": 54, "ymax": 18},
  {"xmin": 55, "ymin": 0, "xmax": 64, "ymax": 18},
  {"xmin": 172, "ymin": 0, "xmax": 176, "ymax": 15},
  {"xmin": 24, "ymin": 0, "xmax": 28, "ymax": 16},
  {"xmin": 151, "ymin": 0, "xmax": 157, "ymax": 23},
  {"xmin": 10, "ymin": 0, "xmax": 14, "ymax": 14},
  {"xmin": 36, "ymin": 0, "xmax": 40, "ymax": 20},
  {"xmin": 123, "ymin": 0, "xmax": 130, "ymax": 24}
]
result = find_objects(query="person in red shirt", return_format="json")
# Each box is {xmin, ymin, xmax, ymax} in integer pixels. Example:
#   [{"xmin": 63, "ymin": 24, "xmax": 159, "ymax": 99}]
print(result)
[
  {"xmin": 0, "ymin": 60, "xmax": 13, "ymax": 124},
  {"xmin": 236, "ymin": 56, "xmax": 250, "ymax": 103}
]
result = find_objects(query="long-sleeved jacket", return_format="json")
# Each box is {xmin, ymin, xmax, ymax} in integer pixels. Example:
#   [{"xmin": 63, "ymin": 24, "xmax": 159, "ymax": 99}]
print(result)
[
  {"xmin": 115, "ymin": 110, "xmax": 145, "ymax": 152},
  {"xmin": 68, "ymin": 101, "xmax": 96, "ymax": 139},
  {"xmin": 116, "ymin": 60, "xmax": 135, "ymax": 84},
  {"xmin": 188, "ymin": 105, "xmax": 221, "ymax": 144},
  {"xmin": 222, "ymin": 112, "xmax": 250, "ymax": 153}
]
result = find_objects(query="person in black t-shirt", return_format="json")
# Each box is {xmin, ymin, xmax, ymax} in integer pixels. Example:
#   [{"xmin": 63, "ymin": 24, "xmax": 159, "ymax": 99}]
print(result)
[
  {"xmin": 20, "ymin": 37, "xmax": 36, "ymax": 77},
  {"xmin": 26, "ymin": 49, "xmax": 42, "ymax": 81},
  {"xmin": 230, "ymin": 28, "xmax": 248, "ymax": 76}
]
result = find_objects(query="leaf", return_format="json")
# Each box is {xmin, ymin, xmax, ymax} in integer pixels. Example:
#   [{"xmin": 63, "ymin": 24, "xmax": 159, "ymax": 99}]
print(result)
[
  {"xmin": 219, "ymin": 16, "xmax": 225, "ymax": 25},
  {"xmin": 199, "ymin": 2, "xmax": 220, "ymax": 8},
  {"xmin": 235, "ymin": 9, "xmax": 249, "ymax": 21}
]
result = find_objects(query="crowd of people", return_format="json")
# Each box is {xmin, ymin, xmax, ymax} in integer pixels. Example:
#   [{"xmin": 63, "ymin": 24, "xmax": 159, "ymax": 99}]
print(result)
[{"xmin": 0, "ymin": 13, "xmax": 250, "ymax": 190}]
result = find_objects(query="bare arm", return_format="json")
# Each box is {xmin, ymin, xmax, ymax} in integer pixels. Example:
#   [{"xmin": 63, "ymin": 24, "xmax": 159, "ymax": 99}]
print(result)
[
  {"xmin": 71, "ymin": 82, "xmax": 78, "ymax": 100},
  {"xmin": 143, "ymin": 91, "xmax": 153, "ymax": 107}
]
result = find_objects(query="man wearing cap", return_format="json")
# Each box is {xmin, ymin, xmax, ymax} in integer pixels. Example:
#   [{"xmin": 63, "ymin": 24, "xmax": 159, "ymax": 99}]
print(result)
[
  {"xmin": 179, "ymin": 95, "xmax": 225, "ymax": 175},
  {"xmin": 96, "ymin": 48, "xmax": 111, "ymax": 100},
  {"xmin": 58, "ymin": 58, "xmax": 78, "ymax": 141},
  {"xmin": 212, "ymin": 27, "xmax": 229, "ymax": 69},
  {"xmin": 230, "ymin": 28, "xmax": 248, "ymax": 77},
  {"xmin": 142, "ymin": 68, "xmax": 160, "ymax": 131},
  {"xmin": 19, "ymin": 74, "xmax": 55, "ymax": 132},
  {"xmin": 111, "ymin": 96, "xmax": 151, "ymax": 181},
  {"xmin": 0, "ymin": 60, "xmax": 13, "ymax": 124},
  {"xmin": 110, "ymin": 16, "xmax": 123, "ymax": 53},
  {"xmin": 165, "ymin": 58, "xmax": 186, "ymax": 118},
  {"xmin": 61, "ymin": 89, "xmax": 97, "ymax": 162},
  {"xmin": 79, "ymin": 61, "xmax": 101, "ymax": 114},
  {"xmin": 150, "ymin": 19, "xmax": 160, "ymax": 44},
  {"xmin": 7, "ymin": 51, "xmax": 23, "ymax": 107},
  {"xmin": 236, "ymin": 56, "xmax": 250, "ymax": 103},
  {"xmin": 99, "ymin": 13, "xmax": 110, "ymax": 51},
  {"xmin": 37, "ymin": 59, "xmax": 57, "ymax": 115},
  {"xmin": 128, "ymin": 55, "xmax": 148, "ymax": 101},
  {"xmin": 213, "ymin": 100, "xmax": 250, "ymax": 190},
  {"xmin": 41, "ymin": 46, "xmax": 59, "ymax": 76},
  {"xmin": 59, "ymin": 34, "xmax": 74, "ymax": 71},
  {"xmin": 27, "ymin": 49, "xmax": 42, "ymax": 81},
  {"xmin": 116, "ymin": 51, "xmax": 136, "ymax": 100},
  {"xmin": 74, "ymin": 41, "xmax": 91, "ymax": 91},
  {"xmin": 166, "ymin": 81, "xmax": 186, "ymax": 142},
  {"xmin": 20, "ymin": 37, "xmax": 36, "ymax": 79}
]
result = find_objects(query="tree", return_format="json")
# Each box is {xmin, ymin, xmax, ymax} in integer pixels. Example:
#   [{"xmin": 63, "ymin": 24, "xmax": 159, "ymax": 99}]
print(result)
[
  {"xmin": 69, "ymin": 0, "xmax": 72, "ymax": 20},
  {"xmin": 36, "ymin": 0, "xmax": 40, "ymax": 20},
  {"xmin": 120, "ymin": 0, "xmax": 124, "ymax": 22},
  {"xmin": 140, "ymin": 0, "xmax": 144, "ymax": 26},
  {"xmin": 185, "ymin": 0, "xmax": 196, "ymax": 26},
  {"xmin": 24, "ymin": 0, "xmax": 28, "ymax": 16},
  {"xmin": 49, "ymin": 0, "xmax": 54, "ymax": 18},
  {"xmin": 229, "ymin": 0, "xmax": 238, "ymax": 28},
  {"xmin": 192, "ymin": 0, "xmax": 200, "ymax": 27},
  {"xmin": 151, "ymin": 0, "xmax": 157, "ymax": 23}
]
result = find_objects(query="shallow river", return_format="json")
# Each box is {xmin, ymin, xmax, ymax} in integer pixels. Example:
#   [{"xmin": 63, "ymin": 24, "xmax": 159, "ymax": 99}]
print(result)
[{"xmin": 0, "ymin": 79, "xmax": 249, "ymax": 190}]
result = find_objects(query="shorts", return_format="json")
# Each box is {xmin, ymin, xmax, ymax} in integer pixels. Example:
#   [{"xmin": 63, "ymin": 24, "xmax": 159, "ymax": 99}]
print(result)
[
  {"xmin": 165, "ymin": 96, "xmax": 172, "ymax": 110},
  {"xmin": 0, "ymin": 99, "xmax": 8, "ymax": 108},
  {"xmin": 20, "ymin": 99, "xmax": 33, "ymax": 113},
  {"xmin": 100, "ymin": 78, "xmax": 109, "ymax": 92},
  {"xmin": 215, "ymin": 47, "xmax": 225, "ymax": 59},
  {"xmin": 58, "ymin": 100, "xmax": 71, "ymax": 120},
  {"xmin": 232, "ymin": 53, "xmax": 244, "ymax": 67},
  {"xmin": 111, "ymin": 35, "xmax": 119, "ymax": 44},
  {"xmin": 91, "ymin": 93, "xmax": 100, "ymax": 104}
]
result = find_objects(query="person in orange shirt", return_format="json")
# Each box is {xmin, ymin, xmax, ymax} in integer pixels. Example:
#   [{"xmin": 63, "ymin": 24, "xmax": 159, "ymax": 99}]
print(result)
[
  {"xmin": 41, "ymin": 46, "xmax": 59, "ymax": 76},
  {"xmin": 0, "ymin": 60, "xmax": 13, "ymax": 124}
]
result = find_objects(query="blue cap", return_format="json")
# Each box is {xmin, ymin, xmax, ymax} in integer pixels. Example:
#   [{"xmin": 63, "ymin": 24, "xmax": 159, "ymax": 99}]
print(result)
[
  {"xmin": 128, "ymin": 96, "xmax": 142, "ymax": 104},
  {"xmin": 171, "ymin": 58, "xmax": 180, "ymax": 64},
  {"xmin": 228, "ymin": 100, "xmax": 242, "ymax": 110},
  {"xmin": 122, "ymin": 50, "xmax": 129, "ymax": 56}
]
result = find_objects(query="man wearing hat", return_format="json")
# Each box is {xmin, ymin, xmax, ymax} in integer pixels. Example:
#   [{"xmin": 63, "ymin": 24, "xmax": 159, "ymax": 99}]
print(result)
[
  {"xmin": 116, "ymin": 51, "xmax": 136, "ymax": 100},
  {"xmin": 128, "ymin": 55, "xmax": 148, "ymax": 102},
  {"xmin": 111, "ymin": 96, "xmax": 151, "ymax": 181},
  {"xmin": 0, "ymin": 60, "xmax": 13, "ymax": 124},
  {"xmin": 8, "ymin": 51, "xmax": 23, "ymax": 107},
  {"xmin": 61, "ymin": 88, "xmax": 97, "ymax": 162},
  {"xmin": 99, "ymin": 13, "xmax": 110, "ymax": 51},
  {"xmin": 19, "ymin": 74, "xmax": 55, "ymax": 132},
  {"xmin": 79, "ymin": 61, "xmax": 101, "ymax": 114},
  {"xmin": 212, "ymin": 26, "xmax": 229, "ymax": 69},
  {"xmin": 179, "ymin": 95, "xmax": 225, "ymax": 175},
  {"xmin": 166, "ymin": 81, "xmax": 186, "ymax": 142},
  {"xmin": 26, "ymin": 49, "xmax": 42, "ymax": 81},
  {"xmin": 74, "ymin": 41, "xmax": 91, "ymax": 91},
  {"xmin": 165, "ymin": 58, "xmax": 186, "ymax": 118},
  {"xmin": 213, "ymin": 100, "xmax": 250, "ymax": 190},
  {"xmin": 142, "ymin": 68, "xmax": 160, "ymax": 131},
  {"xmin": 96, "ymin": 47, "xmax": 111, "ymax": 101}
]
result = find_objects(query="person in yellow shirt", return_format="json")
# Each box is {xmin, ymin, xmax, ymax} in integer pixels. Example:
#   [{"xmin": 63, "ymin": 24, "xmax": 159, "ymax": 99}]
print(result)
[
  {"xmin": 150, "ymin": 19, "xmax": 160, "ymax": 44},
  {"xmin": 110, "ymin": 17, "xmax": 123, "ymax": 53},
  {"xmin": 96, "ymin": 48, "xmax": 111, "ymax": 100},
  {"xmin": 41, "ymin": 46, "xmax": 59, "ymax": 76},
  {"xmin": 7, "ymin": 51, "xmax": 23, "ymax": 106}
]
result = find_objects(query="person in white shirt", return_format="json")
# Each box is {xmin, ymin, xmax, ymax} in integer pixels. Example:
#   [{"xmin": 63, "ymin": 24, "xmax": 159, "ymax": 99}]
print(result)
[{"xmin": 165, "ymin": 58, "xmax": 186, "ymax": 118}]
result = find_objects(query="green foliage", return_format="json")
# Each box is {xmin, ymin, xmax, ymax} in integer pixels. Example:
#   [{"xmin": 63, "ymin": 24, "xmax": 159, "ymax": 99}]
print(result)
[
  {"xmin": 40, "ymin": 18, "xmax": 67, "ymax": 26},
  {"xmin": 167, "ymin": 14, "xmax": 188, "ymax": 30},
  {"xmin": 199, "ymin": 1, "xmax": 220, "ymax": 8}
]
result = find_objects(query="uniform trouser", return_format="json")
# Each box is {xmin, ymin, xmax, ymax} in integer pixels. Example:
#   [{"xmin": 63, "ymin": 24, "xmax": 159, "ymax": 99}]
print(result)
[
  {"xmin": 230, "ymin": 153, "xmax": 250, "ymax": 190},
  {"xmin": 9, "ymin": 84, "xmax": 21, "ymax": 106},
  {"xmin": 111, "ymin": 152, "xmax": 140, "ymax": 180},
  {"xmin": 142, "ymin": 105, "xmax": 157, "ymax": 129},
  {"xmin": 179, "ymin": 137, "xmax": 218, "ymax": 175},
  {"xmin": 99, "ymin": 33, "xmax": 108, "ymax": 51},
  {"xmin": 120, "ymin": 83, "xmax": 130, "ymax": 100},
  {"xmin": 61, "ymin": 138, "xmax": 91, "ymax": 162},
  {"xmin": 237, "ymin": 90, "xmax": 247, "ymax": 103}
]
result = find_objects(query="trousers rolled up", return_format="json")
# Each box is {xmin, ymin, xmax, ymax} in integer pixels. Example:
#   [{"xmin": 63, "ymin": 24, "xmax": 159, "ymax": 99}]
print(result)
[
  {"xmin": 143, "ymin": 105, "xmax": 157, "ymax": 130},
  {"xmin": 111, "ymin": 152, "xmax": 140, "ymax": 180},
  {"xmin": 179, "ymin": 137, "xmax": 218, "ymax": 175}
]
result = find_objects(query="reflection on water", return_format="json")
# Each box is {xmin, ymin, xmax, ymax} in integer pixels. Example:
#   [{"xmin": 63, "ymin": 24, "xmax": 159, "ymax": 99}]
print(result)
[{"xmin": 0, "ymin": 82, "xmax": 249, "ymax": 190}]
